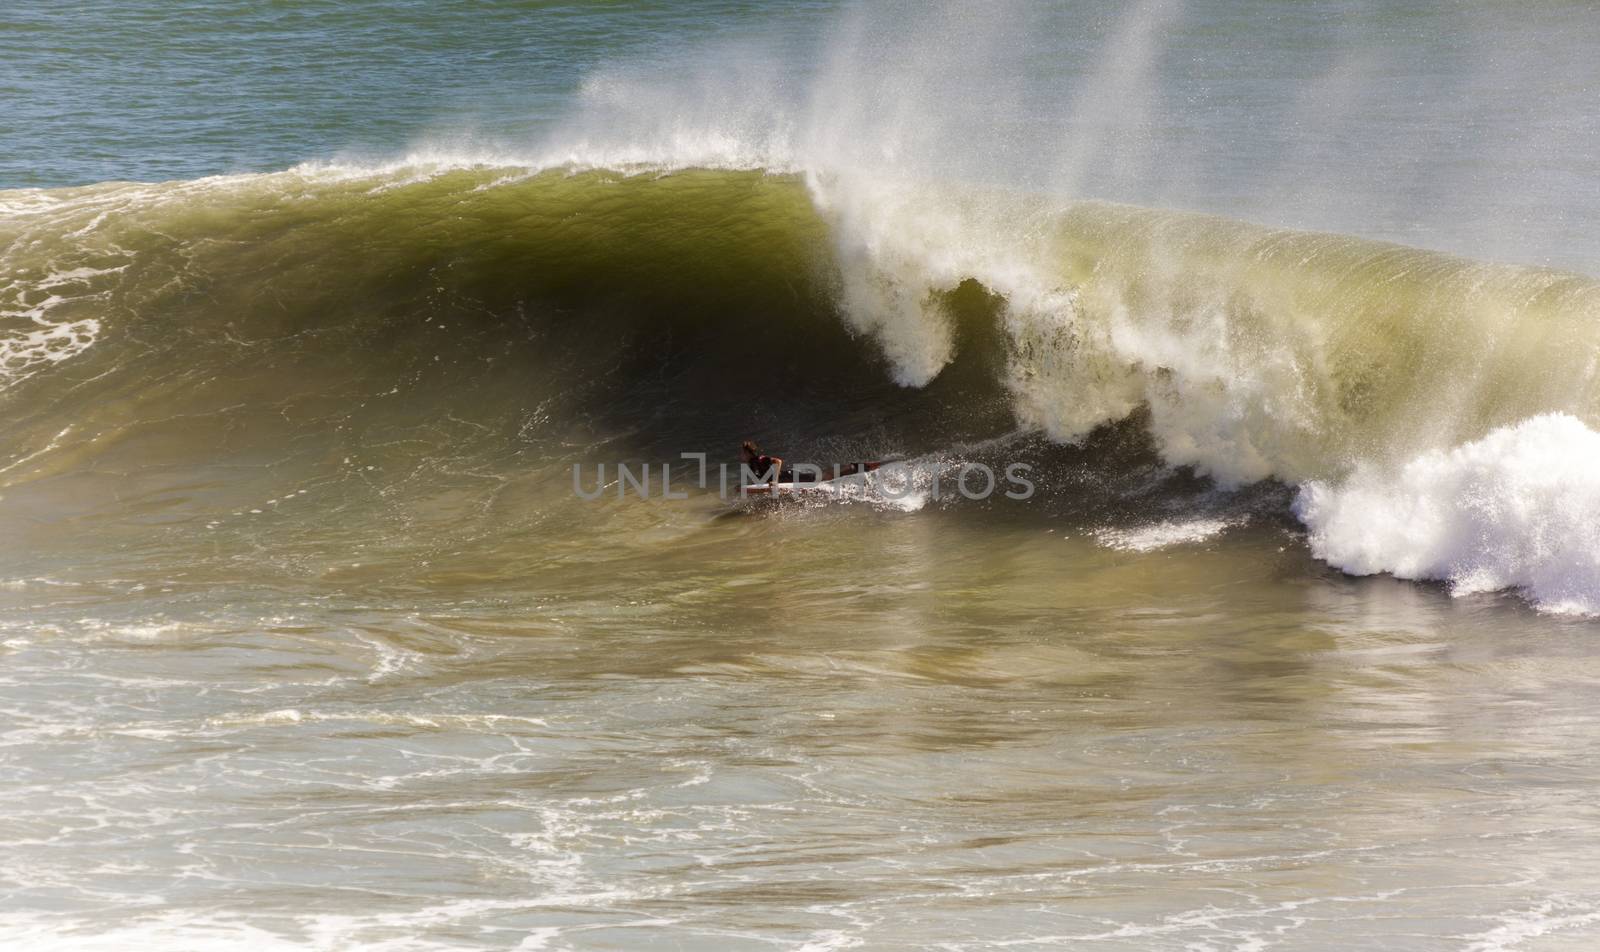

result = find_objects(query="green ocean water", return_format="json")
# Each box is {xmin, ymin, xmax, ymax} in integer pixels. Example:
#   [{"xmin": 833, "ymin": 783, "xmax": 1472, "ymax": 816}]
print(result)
[{"xmin": 4, "ymin": 2, "xmax": 1600, "ymax": 950}]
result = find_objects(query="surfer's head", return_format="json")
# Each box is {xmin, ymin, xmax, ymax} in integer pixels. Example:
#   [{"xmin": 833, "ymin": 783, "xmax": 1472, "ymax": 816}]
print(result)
[{"xmin": 740, "ymin": 440, "xmax": 760, "ymax": 463}]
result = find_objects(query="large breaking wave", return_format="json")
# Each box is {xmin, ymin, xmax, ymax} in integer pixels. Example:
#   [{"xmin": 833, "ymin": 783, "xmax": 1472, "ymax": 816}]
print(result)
[{"xmin": 2, "ymin": 159, "xmax": 1598, "ymax": 611}]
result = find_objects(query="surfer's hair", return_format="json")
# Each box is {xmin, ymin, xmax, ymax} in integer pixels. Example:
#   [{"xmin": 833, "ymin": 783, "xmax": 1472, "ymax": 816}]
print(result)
[{"xmin": 741, "ymin": 440, "xmax": 760, "ymax": 457}]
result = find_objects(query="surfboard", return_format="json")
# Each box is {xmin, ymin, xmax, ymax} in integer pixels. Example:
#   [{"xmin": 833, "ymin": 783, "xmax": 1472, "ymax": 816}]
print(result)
[
  {"xmin": 738, "ymin": 461, "xmax": 887, "ymax": 496},
  {"xmin": 739, "ymin": 481, "xmax": 831, "ymax": 496}
]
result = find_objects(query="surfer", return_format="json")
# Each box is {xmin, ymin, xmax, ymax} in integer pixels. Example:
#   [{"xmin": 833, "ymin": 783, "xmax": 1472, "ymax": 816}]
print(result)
[
  {"xmin": 740, "ymin": 440, "xmax": 794, "ymax": 484},
  {"xmin": 739, "ymin": 441, "xmax": 876, "ymax": 486}
]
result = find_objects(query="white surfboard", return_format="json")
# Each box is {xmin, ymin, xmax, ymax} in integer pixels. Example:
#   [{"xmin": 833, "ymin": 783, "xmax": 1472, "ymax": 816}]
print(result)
[{"xmin": 738, "ymin": 461, "xmax": 886, "ymax": 496}]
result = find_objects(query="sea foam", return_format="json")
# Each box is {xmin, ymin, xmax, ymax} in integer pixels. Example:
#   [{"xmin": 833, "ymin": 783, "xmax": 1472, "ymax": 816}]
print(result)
[{"xmin": 1294, "ymin": 413, "xmax": 1600, "ymax": 615}]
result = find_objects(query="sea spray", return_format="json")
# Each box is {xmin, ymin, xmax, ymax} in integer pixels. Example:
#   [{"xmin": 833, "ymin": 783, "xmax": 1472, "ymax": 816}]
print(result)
[{"xmin": 1294, "ymin": 413, "xmax": 1600, "ymax": 615}]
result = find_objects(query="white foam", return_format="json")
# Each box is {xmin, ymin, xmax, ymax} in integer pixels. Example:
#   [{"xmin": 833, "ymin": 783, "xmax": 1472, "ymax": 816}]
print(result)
[
  {"xmin": 0, "ymin": 253, "xmax": 129, "ymax": 388},
  {"xmin": 1295, "ymin": 413, "xmax": 1600, "ymax": 615},
  {"xmin": 1462, "ymin": 898, "xmax": 1600, "ymax": 952},
  {"xmin": 1095, "ymin": 516, "xmax": 1240, "ymax": 553},
  {"xmin": 0, "ymin": 576, "xmax": 76, "ymax": 589},
  {"xmin": 0, "ymin": 309, "xmax": 101, "ymax": 384},
  {"xmin": 0, "ymin": 920, "xmax": 314, "ymax": 952}
]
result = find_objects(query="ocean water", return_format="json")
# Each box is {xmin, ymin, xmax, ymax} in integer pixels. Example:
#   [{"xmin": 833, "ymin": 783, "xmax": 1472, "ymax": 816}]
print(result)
[{"xmin": 5, "ymin": 2, "xmax": 1600, "ymax": 949}]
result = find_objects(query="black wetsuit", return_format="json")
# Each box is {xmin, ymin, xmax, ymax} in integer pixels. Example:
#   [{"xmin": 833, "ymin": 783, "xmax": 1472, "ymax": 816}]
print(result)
[
  {"xmin": 749, "ymin": 454, "xmax": 803, "ymax": 483},
  {"xmin": 748, "ymin": 455, "xmax": 868, "ymax": 484}
]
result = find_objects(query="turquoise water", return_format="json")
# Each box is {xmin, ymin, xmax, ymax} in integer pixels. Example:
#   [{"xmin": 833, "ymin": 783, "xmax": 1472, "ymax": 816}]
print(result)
[{"xmin": 5, "ymin": 2, "xmax": 1600, "ymax": 950}]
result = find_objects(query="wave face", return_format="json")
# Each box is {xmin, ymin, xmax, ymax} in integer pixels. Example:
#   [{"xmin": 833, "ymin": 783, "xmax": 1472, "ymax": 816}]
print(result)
[{"xmin": 3, "ymin": 162, "xmax": 1600, "ymax": 610}]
